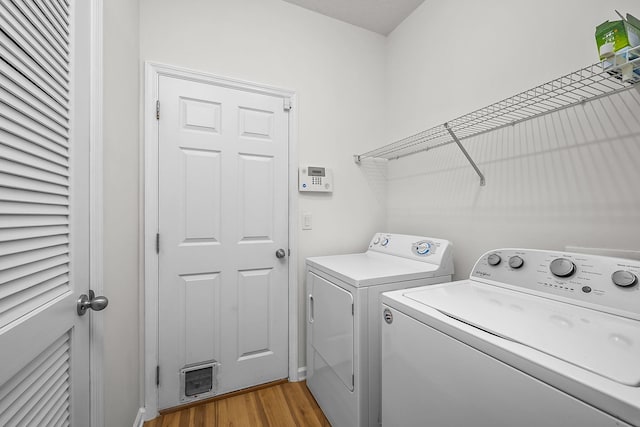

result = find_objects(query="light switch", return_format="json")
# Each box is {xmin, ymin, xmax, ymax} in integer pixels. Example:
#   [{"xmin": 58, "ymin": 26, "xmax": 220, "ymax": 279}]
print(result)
[{"xmin": 302, "ymin": 212, "xmax": 312, "ymax": 230}]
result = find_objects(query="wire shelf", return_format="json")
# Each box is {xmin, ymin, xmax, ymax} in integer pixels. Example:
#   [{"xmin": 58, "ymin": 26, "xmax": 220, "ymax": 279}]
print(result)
[{"xmin": 355, "ymin": 46, "xmax": 640, "ymax": 164}]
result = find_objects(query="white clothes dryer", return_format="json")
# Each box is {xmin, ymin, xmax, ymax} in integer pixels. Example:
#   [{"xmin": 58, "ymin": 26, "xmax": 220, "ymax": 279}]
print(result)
[
  {"xmin": 381, "ymin": 249, "xmax": 640, "ymax": 427},
  {"xmin": 306, "ymin": 233, "xmax": 454, "ymax": 427}
]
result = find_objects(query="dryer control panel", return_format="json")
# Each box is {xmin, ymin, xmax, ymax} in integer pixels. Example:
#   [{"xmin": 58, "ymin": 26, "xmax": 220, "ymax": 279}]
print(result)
[
  {"xmin": 367, "ymin": 233, "xmax": 454, "ymax": 277},
  {"xmin": 471, "ymin": 249, "xmax": 640, "ymax": 320}
]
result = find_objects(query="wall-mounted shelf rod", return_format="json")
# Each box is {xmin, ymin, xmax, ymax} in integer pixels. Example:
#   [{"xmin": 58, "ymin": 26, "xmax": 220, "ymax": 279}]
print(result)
[
  {"xmin": 354, "ymin": 47, "xmax": 640, "ymax": 186},
  {"xmin": 444, "ymin": 122, "xmax": 485, "ymax": 186}
]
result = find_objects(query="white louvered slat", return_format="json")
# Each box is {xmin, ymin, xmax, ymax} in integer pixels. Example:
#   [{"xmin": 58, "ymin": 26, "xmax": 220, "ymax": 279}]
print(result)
[
  {"xmin": 0, "ymin": 63, "xmax": 68, "ymax": 121},
  {"xmin": 0, "ymin": 255, "xmax": 69, "ymax": 300},
  {"xmin": 0, "ymin": 35, "xmax": 69, "ymax": 107},
  {"xmin": 53, "ymin": 0, "xmax": 69, "ymax": 17},
  {"xmin": 2, "ymin": 0, "xmax": 69, "ymax": 72},
  {"xmin": 0, "ymin": 173, "xmax": 69, "ymax": 196},
  {"xmin": 0, "ymin": 334, "xmax": 70, "ymax": 426},
  {"xmin": 48, "ymin": 0, "xmax": 69, "ymax": 26},
  {"xmin": 0, "ymin": 86, "xmax": 69, "ymax": 137},
  {"xmin": 16, "ymin": 0, "xmax": 69, "ymax": 56},
  {"xmin": 0, "ymin": 72, "xmax": 68, "ymax": 130},
  {"xmin": 0, "ymin": 102, "xmax": 69, "ymax": 148},
  {"xmin": 0, "ymin": 245, "xmax": 68, "ymax": 271},
  {"xmin": 0, "ymin": 118, "xmax": 69, "ymax": 156},
  {"xmin": 0, "ymin": 202, "xmax": 69, "ymax": 216},
  {"xmin": 0, "ymin": 188, "xmax": 68, "ymax": 206},
  {"xmin": 0, "ymin": 260, "xmax": 68, "ymax": 298},
  {"xmin": 0, "ymin": 215, "xmax": 68, "ymax": 228},
  {"xmin": 22, "ymin": 1, "xmax": 69, "ymax": 55},
  {"xmin": 0, "ymin": 9, "xmax": 68, "ymax": 89},
  {"xmin": 0, "ymin": 35, "xmax": 68, "ymax": 105},
  {"xmin": 12, "ymin": 362, "xmax": 69, "ymax": 426},
  {"xmin": 0, "ymin": 130, "xmax": 69, "ymax": 167},
  {"xmin": 0, "ymin": 144, "xmax": 68, "ymax": 176},
  {"xmin": 0, "ymin": 159, "xmax": 68, "ymax": 186},
  {"xmin": 0, "ymin": 334, "xmax": 68, "ymax": 402},
  {"xmin": 0, "ymin": 275, "xmax": 69, "ymax": 326},
  {"xmin": 36, "ymin": 0, "xmax": 69, "ymax": 41},
  {"xmin": 0, "ymin": 225, "xmax": 68, "ymax": 242},
  {"xmin": 32, "ymin": 391, "xmax": 69, "ymax": 427},
  {"xmin": 0, "ymin": 234, "xmax": 68, "ymax": 256}
]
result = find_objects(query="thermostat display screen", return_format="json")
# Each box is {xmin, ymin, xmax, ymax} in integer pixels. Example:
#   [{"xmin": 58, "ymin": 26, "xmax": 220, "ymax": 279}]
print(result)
[{"xmin": 308, "ymin": 167, "xmax": 325, "ymax": 177}]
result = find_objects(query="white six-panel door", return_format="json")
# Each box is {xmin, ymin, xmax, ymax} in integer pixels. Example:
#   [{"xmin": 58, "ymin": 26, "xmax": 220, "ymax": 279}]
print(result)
[
  {"xmin": 0, "ymin": 0, "xmax": 91, "ymax": 425},
  {"xmin": 157, "ymin": 75, "xmax": 289, "ymax": 409}
]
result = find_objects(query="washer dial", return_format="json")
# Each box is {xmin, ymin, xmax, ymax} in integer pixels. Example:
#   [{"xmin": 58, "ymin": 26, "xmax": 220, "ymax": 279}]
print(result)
[
  {"xmin": 611, "ymin": 270, "xmax": 638, "ymax": 288},
  {"xmin": 550, "ymin": 258, "xmax": 576, "ymax": 278},
  {"xmin": 373, "ymin": 236, "xmax": 381, "ymax": 245},
  {"xmin": 508, "ymin": 256, "xmax": 524, "ymax": 269},
  {"xmin": 381, "ymin": 237, "xmax": 389, "ymax": 247},
  {"xmin": 487, "ymin": 254, "xmax": 502, "ymax": 266}
]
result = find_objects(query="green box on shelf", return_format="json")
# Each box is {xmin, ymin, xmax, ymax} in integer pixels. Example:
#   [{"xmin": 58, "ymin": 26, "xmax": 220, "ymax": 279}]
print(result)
[{"xmin": 595, "ymin": 12, "xmax": 640, "ymax": 60}]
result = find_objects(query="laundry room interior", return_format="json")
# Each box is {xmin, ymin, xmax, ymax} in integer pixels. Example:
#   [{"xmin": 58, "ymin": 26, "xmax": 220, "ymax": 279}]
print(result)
[
  {"xmin": 1, "ymin": 0, "xmax": 639, "ymax": 426},
  {"xmin": 110, "ymin": 0, "xmax": 639, "ymax": 424}
]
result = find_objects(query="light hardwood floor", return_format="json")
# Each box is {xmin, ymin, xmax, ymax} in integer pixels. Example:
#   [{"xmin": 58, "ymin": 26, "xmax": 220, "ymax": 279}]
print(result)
[{"xmin": 145, "ymin": 381, "xmax": 331, "ymax": 427}]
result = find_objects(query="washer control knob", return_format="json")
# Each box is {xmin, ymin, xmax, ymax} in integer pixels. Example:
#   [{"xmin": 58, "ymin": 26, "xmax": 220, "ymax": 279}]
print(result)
[
  {"xmin": 611, "ymin": 270, "xmax": 638, "ymax": 288},
  {"xmin": 550, "ymin": 258, "xmax": 576, "ymax": 278},
  {"xmin": 508, "ymin": 256, "xmax": 524, "ymax": 269},
  {"xmin": 416, "ymin": 241, "xmax": 431, "ymax": 255},
  {"xmin": 381, "ymin": 237, "xmax": 389, "ymax": 247},
  {"xmin": 373, "ymin": 236, "xmax": 381, "ymax": 245},
  {"xmin": 487, "ymin": 254, "xmax": 502, "ymax": 266}
]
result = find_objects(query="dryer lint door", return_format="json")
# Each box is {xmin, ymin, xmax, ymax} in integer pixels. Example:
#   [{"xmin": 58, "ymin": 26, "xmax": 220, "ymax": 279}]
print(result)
[{"xmin": 307, "ymin": 272, "xmax": 354, "ymax": 391}]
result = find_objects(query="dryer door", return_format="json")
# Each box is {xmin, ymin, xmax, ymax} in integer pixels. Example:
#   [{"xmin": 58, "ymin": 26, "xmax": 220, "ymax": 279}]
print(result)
[{"xmin": 307, "ymin": 272, "xmax": 354, "ymax": 391}]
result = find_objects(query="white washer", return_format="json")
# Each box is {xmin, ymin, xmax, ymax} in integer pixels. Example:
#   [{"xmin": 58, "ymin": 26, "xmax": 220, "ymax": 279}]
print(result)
[
  {"xmin": 381, "ymin": 249, "xmax": 640, "ymax": 427},
  {"xmin": 306, "ymin": 233, "xmax": 454, "ymax": 427}
]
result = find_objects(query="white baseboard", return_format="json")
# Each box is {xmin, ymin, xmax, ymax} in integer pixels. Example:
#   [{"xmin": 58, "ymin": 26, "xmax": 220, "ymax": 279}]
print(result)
[
  {"xmin": 132, "ymin": 408, "xmax": 146, "ymax": 427},
  {"xmin": 296, "ymin": 366, "xmax": 307, "ymax": 381}
]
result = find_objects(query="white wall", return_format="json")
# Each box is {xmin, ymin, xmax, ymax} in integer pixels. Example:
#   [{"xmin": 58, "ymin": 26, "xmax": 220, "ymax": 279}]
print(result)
[
  {"xmin": 138, "ymin": 0, "xmax": 387, "ymax": 368},
  {"xmin": 385, "ymin": 0, "xmax": 640, "ymax": 280},
  {"xmin": 103, "ymin": 0, "xmax": 141, "ymax": 426}
]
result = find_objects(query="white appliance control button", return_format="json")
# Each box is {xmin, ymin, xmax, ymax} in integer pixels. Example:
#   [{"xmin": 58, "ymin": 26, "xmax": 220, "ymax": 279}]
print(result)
[
  {"xmin": 487, "ymin": 254, "xmax": 501, "ymax": 266},
  {"xmin": 550, "ymin": 258, "xmax": 576, "ymax": 278},
  {"xmin": 416, "ymin": 242, "xmax": 431, "ymax": 255},
  {"xmin": 381, "ymin": 238, "xmax": 389, "ymax": 247},
  {"xmin": 373, "ymin": 237, "xmax": 381, "ymax": 245},
  {"xmin": 508, "ymin": 256, "xmax": 524, "ymax": 269},
  {"xmin": 611, "ymin": 270, "xmax": 638, "ymax": 287}
]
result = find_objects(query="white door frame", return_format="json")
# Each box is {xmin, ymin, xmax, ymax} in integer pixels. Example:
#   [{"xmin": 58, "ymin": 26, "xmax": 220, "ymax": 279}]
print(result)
[
  {"xmin": 89, "ymin": 1, "xmax": 105, "ymax": 426},
  {"xmin": 142, "ymin": 62, "xmax": 299, "ymax": 419}
]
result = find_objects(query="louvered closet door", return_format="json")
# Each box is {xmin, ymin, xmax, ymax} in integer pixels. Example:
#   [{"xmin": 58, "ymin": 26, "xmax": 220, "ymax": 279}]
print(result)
[{"xmin": 0, "ymin": 0, "xmax": 91, "ymax": 426}]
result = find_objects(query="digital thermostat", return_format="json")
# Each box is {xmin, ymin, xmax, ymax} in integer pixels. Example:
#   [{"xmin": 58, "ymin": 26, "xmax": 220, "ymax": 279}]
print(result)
[{"xmin": 299, "ymin": 166, "xmax": 333, "ymax": 192}]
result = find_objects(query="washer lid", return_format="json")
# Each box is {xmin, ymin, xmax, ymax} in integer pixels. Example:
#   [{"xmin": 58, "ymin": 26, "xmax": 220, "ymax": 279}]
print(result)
[
  {"xmin": 306, "ymin": 252, "xmax": 443, "ymax": 287},
  {"xmin": 404, "ymin": 282, "xmax": 640, "ymax": 386}
]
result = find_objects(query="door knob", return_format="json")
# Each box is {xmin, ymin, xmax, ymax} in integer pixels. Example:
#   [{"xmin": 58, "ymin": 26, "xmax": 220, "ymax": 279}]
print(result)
[
  {"xmin": 77, "ymin": 290, "xmax": 109, "ymax": 316},
  {"xmin": 276, "ymin": 248, "xmax": 286, "ymax": 259}
]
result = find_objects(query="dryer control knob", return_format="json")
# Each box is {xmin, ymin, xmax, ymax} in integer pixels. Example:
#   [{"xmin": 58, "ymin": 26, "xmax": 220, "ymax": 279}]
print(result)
[
  {"xmin": 611, "ymin": 270, "xmax": 638, "ymax": 288},
  {"xmin": 487, "ymin": 254, "xmax": 501, "ymax": 266},
  {"xmin": 416, "ymin": 242, "xmax": 431, "ymax": 255},
  {"xmin": 373, "ymin": 236, "xmax": 381, "ymax": 245},
  {"xmin": 550, "ymin": 258, "xmax": 576, "ymax": 278},
  {"xmin": 508, "ymin": 256, "xmax": 524, "ymax": 269},
  {"xmin": 381, "ymin": 238, "xmax": 389, "ymax": 247}
]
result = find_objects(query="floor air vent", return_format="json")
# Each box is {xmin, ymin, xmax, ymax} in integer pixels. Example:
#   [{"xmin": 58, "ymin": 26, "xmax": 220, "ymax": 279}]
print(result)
[{"xmin": 180, "ymin": 361, "xmax": 220, "ymax": 403}]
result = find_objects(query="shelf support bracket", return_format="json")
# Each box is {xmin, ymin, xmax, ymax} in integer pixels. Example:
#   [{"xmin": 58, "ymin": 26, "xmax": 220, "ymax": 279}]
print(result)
[{"xmin": 444, "ymin": 122, "xmax": 486, "ymax": 186}]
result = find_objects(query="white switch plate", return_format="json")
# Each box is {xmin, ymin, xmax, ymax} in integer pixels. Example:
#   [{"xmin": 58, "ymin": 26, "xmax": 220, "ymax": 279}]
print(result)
[
  {"xmin": 302, "ymin": 212, "xmax": 312, "ymax": 230},
  {"xmin": 565, "ymin": 246, "xmax": 640, "ymax": 261}
]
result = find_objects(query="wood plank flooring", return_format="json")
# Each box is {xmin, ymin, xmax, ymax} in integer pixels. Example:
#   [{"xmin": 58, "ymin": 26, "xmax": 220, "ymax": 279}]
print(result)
[{"xmin": 145, "ymin": 381, "xmax": 331, "ymax": 427}]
